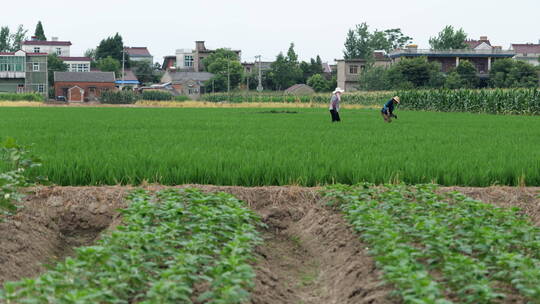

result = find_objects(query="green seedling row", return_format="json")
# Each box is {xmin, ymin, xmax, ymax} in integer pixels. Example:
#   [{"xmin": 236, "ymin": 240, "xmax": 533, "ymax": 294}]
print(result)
[
  {"xmin": 323, "ymin": 183, "xmax": 540, "ymax": 303},
  {"xmin": 0, "ymin": 188, "xmax": 262, "ymax": 303}
]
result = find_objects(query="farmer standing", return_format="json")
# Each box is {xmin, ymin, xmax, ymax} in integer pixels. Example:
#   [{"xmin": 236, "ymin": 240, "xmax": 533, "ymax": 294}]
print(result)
[
  {"xmin": 329, "ymin": 88, "xmax": 344, "ymax": 122},
  {"xmin": 381, "ymin": 96, "xmax": 400, "ymax": 122}
]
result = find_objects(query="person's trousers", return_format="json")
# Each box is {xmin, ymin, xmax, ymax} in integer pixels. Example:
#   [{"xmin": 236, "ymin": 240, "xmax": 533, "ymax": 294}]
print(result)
[{"xmin": 330, "ymin": 109, "xmax": 340, "ymax": 122}]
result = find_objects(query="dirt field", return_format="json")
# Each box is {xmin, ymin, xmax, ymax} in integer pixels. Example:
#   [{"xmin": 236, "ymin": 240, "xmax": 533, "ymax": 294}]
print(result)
[{"xmin": 1, "ymin": 185, "xmax": 539, "ymax": 303}]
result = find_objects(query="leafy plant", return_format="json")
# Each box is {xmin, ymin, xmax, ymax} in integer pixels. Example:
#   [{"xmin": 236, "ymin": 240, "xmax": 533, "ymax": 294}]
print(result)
[
  {"xmin": 0, "ymin": 188, "xmax": 262, "ymax": 303},
  {"xmin": 0, "ymin": 137, "xmax": 42, "ymax": 220},
  {"xmin": 323, "ymin": 183, "xmax": 540, "ymax": 303}
]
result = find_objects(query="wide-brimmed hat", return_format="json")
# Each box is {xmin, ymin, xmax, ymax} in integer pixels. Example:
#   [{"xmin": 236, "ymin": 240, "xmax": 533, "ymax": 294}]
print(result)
[
  {"xmin": 393, "ymin": 96, "xmax": 401, "ymax": 103},
  {"xmin": 333, "ymin": 87, "xmax": 345, "ymax": 94}
]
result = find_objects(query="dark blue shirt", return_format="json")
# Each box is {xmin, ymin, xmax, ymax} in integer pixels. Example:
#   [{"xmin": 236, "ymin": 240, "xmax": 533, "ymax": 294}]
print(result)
[{"xmin": 383, "ymin": 99, "xmax": 395, "ymax": 114}]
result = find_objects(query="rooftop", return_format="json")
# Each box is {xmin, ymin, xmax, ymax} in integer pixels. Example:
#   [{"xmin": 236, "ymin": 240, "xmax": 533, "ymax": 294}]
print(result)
[
  {"xmin": 54, "ymin": 71, "xmax": 115, "ymax": 83},
  {"xmin": 124, "ymin": 47, "xmax": 152, "ymax": 57},
  {"xmin": 59, "ymin": 56, "xmax": 92, "ymax": 62},
  {"xmin": 511, "ymin": 44, "xmax": 540, "ymax": 54},
  {"xmin": 389, "ymin": 48, "xmax": 515, "ymax": 58},
  {"xmin": 167, "ymin": 71, "xmax": 214, "ymax": 82},
  {"xmin": 22, "ymin": 40, "xmax": 72, "ymax": 46}
]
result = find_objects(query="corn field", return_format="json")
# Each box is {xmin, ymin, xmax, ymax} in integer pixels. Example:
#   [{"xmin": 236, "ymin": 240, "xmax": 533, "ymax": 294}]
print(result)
[
  {"xmin": 201, "ymin": 91, "xmax": 394, "ymax": 105},
  {"xmin": 399, "ymin": 89, "xmax": 540, "ymax": 115}
]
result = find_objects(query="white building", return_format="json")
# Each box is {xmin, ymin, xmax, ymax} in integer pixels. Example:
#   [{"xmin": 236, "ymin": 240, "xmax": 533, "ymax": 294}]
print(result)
[
  {"xmin": 511, "ymin": 42, "xmax": 540, "ymax": 66},
  {"xmin": 21, "ymin": 37, "xmax": 71, "ymax": 56},
  {"xmin": 175, "ymin": 48, "xmax": 195, "ymax": 70},
  {"xmin": 60, "ymin": 57, "xmax": 91, "ymax": 72}
]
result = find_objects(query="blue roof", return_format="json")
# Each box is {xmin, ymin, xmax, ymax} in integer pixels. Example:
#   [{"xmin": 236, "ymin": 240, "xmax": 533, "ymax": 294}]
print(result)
[{"xmin": 115, "ymin": 80, "xmax": 140, "ymax": 85}]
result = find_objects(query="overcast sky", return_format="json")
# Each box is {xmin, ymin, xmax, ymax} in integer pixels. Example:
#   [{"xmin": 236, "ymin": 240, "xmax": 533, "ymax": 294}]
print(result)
[{"xmin": 3, "ymin": 0, "xmax": 540, "ymax": 64}]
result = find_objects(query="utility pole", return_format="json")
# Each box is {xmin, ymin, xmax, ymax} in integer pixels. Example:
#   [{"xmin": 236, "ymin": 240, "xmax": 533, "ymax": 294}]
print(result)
[
  {"xmin": 256, "ymin": 55, "xmax": 263, "ymax": 92},
  {"xmin": 227, "ymin": 55, "xmax": 230, "ymax": 93},
  {"xmin": 121, "ymin": 47, "xmax": 126, "ymax": 90}
]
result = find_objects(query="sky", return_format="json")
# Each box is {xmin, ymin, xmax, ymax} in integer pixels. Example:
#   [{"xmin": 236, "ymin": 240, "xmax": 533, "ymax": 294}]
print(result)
[{"xmin": 3, "ymin": 0, "xmax": 540, "ymax": 64}]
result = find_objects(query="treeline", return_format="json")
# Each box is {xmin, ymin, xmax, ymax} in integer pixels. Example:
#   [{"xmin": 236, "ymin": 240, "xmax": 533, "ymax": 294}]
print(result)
[{"xmin": 359, "ymin": 57, "xmax": 539, "ymax": 90}]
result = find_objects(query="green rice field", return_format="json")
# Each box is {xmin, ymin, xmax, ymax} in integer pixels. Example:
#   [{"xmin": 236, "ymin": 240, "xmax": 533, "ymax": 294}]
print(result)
[{"xmin": 0, "ymin": 107, "xmax": 539, "ymax": 186}]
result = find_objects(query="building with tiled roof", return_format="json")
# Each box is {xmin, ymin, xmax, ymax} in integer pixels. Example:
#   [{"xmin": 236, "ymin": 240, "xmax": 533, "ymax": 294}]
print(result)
[
  {"xmin": 511, "ymin": 43, "xmax": 540, "ymax": 66},
  {"xmin": 54, "ymin": 71, "xmax": 116, "ymax": 102},
  {"xmin": 124, "ymin": 47, "xmax": 153, "ymax": 63},
  {"xmin": 22, "ymin": 37, "xmax": 72, "ymax": 56},
  {"xmin": 0, "ymin": 50, "xmax": 48, "ymax": 95},
  {"xmin": 465, "ymin": 36, "xmax": 492, "ymax": 50}
]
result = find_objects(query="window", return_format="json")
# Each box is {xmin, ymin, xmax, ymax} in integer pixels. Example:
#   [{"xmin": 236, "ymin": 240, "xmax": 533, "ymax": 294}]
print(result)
[
  {"xmin": 184, "ymin": 55, "xmax": 194, "ymax": 67},
  {"xmin": 188, "ymin": 88, "xmax": 199, "ymax": 95},
  {"xmin": 523, "ymin": 53, "xmax": 528, "ymax": 57},
  {"xmin": 37, "ymin": 84, "xmax": 45, "ymax": 93},
  {"xmin": 56, "ymin": 48, "xmax": 62, "ymax": 56},
  {"xmin": 33, "ymin": 62, "xmax": 40, "ymax": 71},
  {"xmin": 0, "ymin": 56, "xmax": 25, "ymax": 72},
  {"xmin": 17, "ymin": 85, "xmax": 24, "ymax": 93},
  {"xmin": 349, "ymin": 65, "xmax": 359, "ymax": 74},
  {"xmin": 34, "ymin": 47, "xmax": 40, "ymax": 53}
]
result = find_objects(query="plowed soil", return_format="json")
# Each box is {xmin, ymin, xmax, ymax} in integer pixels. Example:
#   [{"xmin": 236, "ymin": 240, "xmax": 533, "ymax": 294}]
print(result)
[{"xmin": 1, "ymin": 185, "xmax": 539, "ymax": 303}]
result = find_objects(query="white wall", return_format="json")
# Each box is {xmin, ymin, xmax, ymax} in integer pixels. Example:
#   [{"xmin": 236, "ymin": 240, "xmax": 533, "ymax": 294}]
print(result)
[
  {"xmin": 175, "ymin": 49, "xmax": 194, "ymax": 69},
  {"xmin": 22, "ymin": 44, "xmax": 70, "ymax": 56}
]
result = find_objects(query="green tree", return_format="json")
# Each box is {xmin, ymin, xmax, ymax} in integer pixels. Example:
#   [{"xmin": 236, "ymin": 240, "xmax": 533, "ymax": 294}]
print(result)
[
  {"xmin": 488, "ymin": 59, "xmax": 538, "ymax": 88},
  {"xmin": 444, "ymin": 71, "xmax": 463, "ymax": 89},
  {"xmin": 9, "ymin": 25, "xmax": 27, "ymax": 52},
  {"xmin": 202, "ymin": 49, "xmax": 243, "ymax": 92},
  {"xmin": 34, "ymin": 21, "xmax": 46, "ymax": 41},
  {"xmin": 47, "ymin": 54, "xmax": 68, "ymax": 87},
  {"xmin": 268, "ymin": 43, "xmax": 302, "ymax": 90},
  {"xmin": 132, "ymin": 60, "xmax": 160, "ymax": 84},
  {"xmin": 456, "ymin": 60, "xmax": 479, "ymax": 88},
  {"xmin": 96, "ymin": 33, "xmax": 128, "ymax": 66},
  {"xmin": 344, "ymin": 24, "xmax": 412, "ymax": 59},
  {"xmin": 358, "ymin": 65, "xmax": 390, "ymax": 90},
  {"xmin": 429, "ymin": 25, "xmax": 467, "ymax": 50},
  {"xmin": 508, "ymin": 61, "xmax": 539, "ymax": 88},
  {"xmin": 343, "ymin": 23, "xmax": 373, "ymax": 59},
  {"xmin": 307, "ymin": 74, "xmax": 329, "ymax": 92},
  {"xmin": 387, "ymin": 57, "xmax": 443, "ymax": 88},
  {"xmin": 97, "ymin": 56, "xmax": 121, "ymax": 77},
  {"xmin": 0, "ymin": 26, "xmax": 10, "ymax": 52}
]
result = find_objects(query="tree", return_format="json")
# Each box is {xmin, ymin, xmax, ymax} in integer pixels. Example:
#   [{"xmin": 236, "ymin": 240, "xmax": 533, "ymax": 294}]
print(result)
[
  {"xmin": 344, "ymin": 23, "xmax": 413, "ymax": 59},
  {"xmin": 358, "ymin": 65, "xmax": 391, "ymax": 90},
  {"xmin": 47, "ymin": 54, "xmax": 68, "ymax": 87},
  {"xmin": 489, "ymin": 59, "xmax": 538, "ymax": 88},
  {"xmin": 343, "ymin": 23, "xmax": 373, "ymax": 59},
  {"xmin": 429, "ymin": 25, "xmax": 467, "ymax": 50},
  {"xmin": 34, "ymin": 21, "xmax": 46, "ymax": 41},
  {"xmin": 9, "ymin": 25, "xmax": 27, "ymax": 52},
  {"xmin": 268, "ymin": 43, "xmax": 303, "ymax": 90},
  {"xmin": 0, "ymin": 26, "xmax": 10, "ymax": 52},
  {"xmin": 387, "ymin": 57, "xmax": 443, "ymax": 88},
  {"xmin": 96, "ymin": 33, "xmax": 128, "ymax": 66},
  {"xmin": 132, "ymin": 60, "xmax": 159, "ymax": 84},
  {"xmin": 202, "ymin": 49, "xmax": 243, "ymax": 92},
  {"xmin": 384, "ymin": 29, "xmax": 413, "ymax": 50},
  {"xmin": 456, "ymin": 60, "xmax": 479, "ymax": 88},
  {"xmin": 444, "ymin": 71, "xmax": 463, "ymax": 89},
  {"xmin": 97, "ymin": 56, "xmax": 121, "ymax": 76},
  {"xmin": 307, "ymin": 74, "xmax": 329, "ymax": 92}
]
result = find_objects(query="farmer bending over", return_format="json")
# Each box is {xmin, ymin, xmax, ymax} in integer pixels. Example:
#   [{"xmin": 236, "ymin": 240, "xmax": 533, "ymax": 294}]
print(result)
[{"xmin": 381, "ymin": 96, "xmax": 400, "ymax": 122}]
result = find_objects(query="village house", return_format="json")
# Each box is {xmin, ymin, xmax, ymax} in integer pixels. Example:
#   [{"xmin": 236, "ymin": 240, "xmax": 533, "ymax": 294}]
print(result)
[
  {"xmin": 163, "ymin": 41, "xmax": 241, "ymax": 72},
  {"xmin": 511, "ymin": 42, "xmax": 540, "ymax": 66},
  {"xmin": 389, "ymin": 37, "xmax": 515, "ymax": 75},
  {"xmin": 115, "ymin": 69, "xmax": 140, "ymax": 88},
  {"xmin": 0, "ymin": 50, "xmax": 48, "ymax": 95},
  {"xmin": 22, "ymin": 37, "xmax": 92, "ymax": 72},
  {"xmin": 22, "ymin": 37, "xmax": 71, "ymax": 56},
  {"xmin": 60, "ymin": 57, "xmax": 91, "ymax": 72},
  {"xmin": 160, "ymin": 71, "xmax": 214, "ymax": 99},
  {"xmin": 54, "ymin": 71, "xmax": 115, "ymax": 102},
  {"xmin": 124, "ymin": 47, "xmax": 153, "ymax": 63},
  {"xmin": 336, "ymin": 51, "xmax": 391, "ymax": 91}
]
